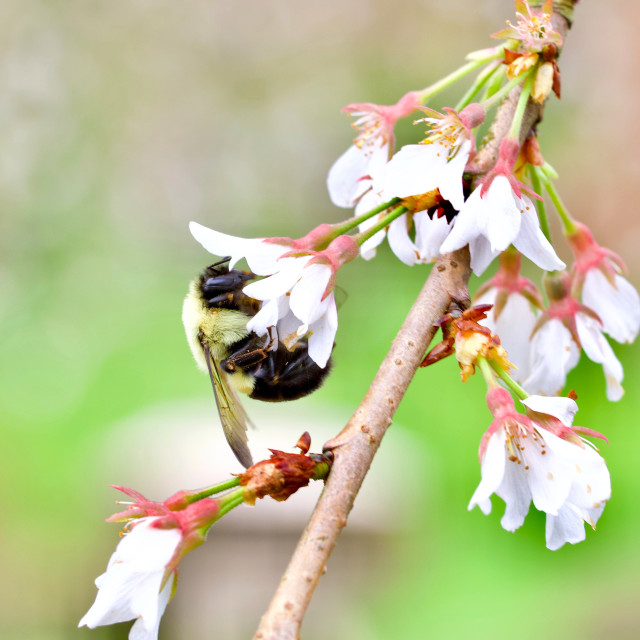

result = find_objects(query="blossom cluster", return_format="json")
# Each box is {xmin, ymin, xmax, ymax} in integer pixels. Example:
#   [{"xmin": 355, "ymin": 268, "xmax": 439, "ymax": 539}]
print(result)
[{"xmin": 81, "ymin": 2, "xmax": 637, "ymax": 639}]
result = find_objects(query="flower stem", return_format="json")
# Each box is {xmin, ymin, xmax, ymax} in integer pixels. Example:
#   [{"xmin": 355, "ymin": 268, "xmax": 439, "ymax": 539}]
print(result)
[
  {"xmin": 455, "ymin": 61, "xmax": 502, "ymax": 111},
  {"xmin": 185, "ymin": 478, "xmax": 241, "ymax": 503},
  {"xmin": 481, "ymin": 72, "xmax": 528, "ymax": 113},
  {"xmin": 528, "ymin": 165, "xmax": 551, "ymax": 242},
  {"xmin": 354, "ymin": 205, "xmax": 408, "ymax": 246},
  {"xmin": 416, "ymin": 48, "xmax": 504, "ymax": 103},
  {"xmin": 488, "ymin": 359, "xmax": 529, "ymax": 400},
  {"xmin": 508, "ymin": 70, "xmax": 535, "ymax": 140},
  {"xmin": 217, "ymin": 489, "xmax": 245, "ymax": 518},
  {"xmin": 538, "ymin": 168, "xmax": 578, "ymax": 234},
  {"xmin": 477, "ymin": 356, "xmax": 499, "ymax": 389},
  {"xmin": 332, "ymin": 197, "xmax": 401, "ymax": 236}
]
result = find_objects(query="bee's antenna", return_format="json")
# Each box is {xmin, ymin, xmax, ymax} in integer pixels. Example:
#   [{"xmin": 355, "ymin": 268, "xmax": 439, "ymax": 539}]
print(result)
[{"xmin": 209, "ymin": 256, "xmax": 232, "ymax": 269}]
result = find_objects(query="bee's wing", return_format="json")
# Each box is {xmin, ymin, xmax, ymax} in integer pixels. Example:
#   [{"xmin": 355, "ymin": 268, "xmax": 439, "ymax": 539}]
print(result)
[{"xmin": 202, "ymin": 343, "xmax": 254, "ymax": 469}]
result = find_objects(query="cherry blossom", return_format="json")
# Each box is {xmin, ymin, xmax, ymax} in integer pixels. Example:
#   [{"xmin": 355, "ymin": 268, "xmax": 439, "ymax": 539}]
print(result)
[
  {"xmin": 469, "ymin": 388, "xmax": 610, "ymax": 550},
  {"xmin": 567, "ymin": 221, "xmax": 640, "ymax": 344},
  {"xmin": 327, "ymin": 91, "xmax": 420, "ymax": 208},
  {"xmin": 524, "ymin": 272, "xmax": 624, "ymax": 401},
  {"xmin": 475, "ymin": 251, "xmax": 543, "ymax": 381},
  {"xmin": 492, "ymin": 0, "xmax": 563, "ymax": 52},
  {"xmin": 439, "ymin": 138, "xmax": 564, "ymax": 274},
  {"xmin": 79, "ymin": 518, "xmax": 181, "ymax": 640}
]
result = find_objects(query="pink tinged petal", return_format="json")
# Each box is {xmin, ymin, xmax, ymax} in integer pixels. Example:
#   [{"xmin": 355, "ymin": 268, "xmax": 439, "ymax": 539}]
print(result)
[
  {"xmin": 327, "ymin": 143, "xmax": 387, "ymax": 208},
  {"xmin": 468, "ymin": 430, "xmax": 507, "ymax": 512},
  {"xmin": 484, "ymin": 177, "xmax": 522, "ymax": 253},
  {"xmin": 289, "ymin": 264, "xmax": 332, "ymax": 325},
  {"xmin": 522, "ymin": 395, "xmax": 578, "ymax": 426},
  {"xmin": 437, "ymin": 140, "xmax": 471, "ymax": 211},
  {"xmin": 525, "ymin": 431, "xmax": 574, "ymax": 515},
  {"xmin": 380, "ymin": 143, "xmax": 447, "ymax": 200},
  {"xmin": 189, "ymin": 221, "xmax": 257, "ymax": 270},
  {"xmin": 524, "ymin": 319, "xmax": 578, "ymax": 396},
  {"xmin": 582, "ymin": 270, "xmax": 640, "ymax": 344},
  {"xmin": 495, "ymin": 455, "xmax": 532, "ymax": 531},
  {"xmin": 306, "ymin": 294, "xmax": 338, "ymax": 368},
  {"xmin": 414, "ymin": 213, "xmax": 452, "ymax": 263},
  {"xmin": 545, "ymin": 507, "xmax": 587, "ymax": 551},
  {"xmin": 576, "ymin": 313, "xmax": 624, "ymax": 401},
  {"xmin": 387, "ymin": 214, "xmax": 418, "ymax": 266},
  {"xmin": 512, "ymin": 206, "xmax": 565, "ymax": 271},
  {"xmin": 242, "ymin": 257, "xmax": 310, "ymax": 301}
]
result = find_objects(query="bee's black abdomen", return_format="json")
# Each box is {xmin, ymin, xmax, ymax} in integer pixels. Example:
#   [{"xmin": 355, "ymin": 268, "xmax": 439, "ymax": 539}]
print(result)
[{"xmin": 249, "ymin": 344, "xmax": 331, "ymax": 402}]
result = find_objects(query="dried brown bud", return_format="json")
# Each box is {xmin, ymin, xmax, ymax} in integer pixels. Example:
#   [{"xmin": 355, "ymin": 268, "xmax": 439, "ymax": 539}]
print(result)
[{"xmin": 239, "ymin": 450, "xmax": 318, "ymax": 505}]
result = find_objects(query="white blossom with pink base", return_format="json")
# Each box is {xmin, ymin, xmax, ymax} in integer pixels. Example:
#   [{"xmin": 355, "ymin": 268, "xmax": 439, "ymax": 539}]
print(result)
[
  {"xmin": 469, "ymin": 388, "xmax": 610, "ymax": 550},
  {"xmin": 567, "ymin": 221, "xmax": 640, "ymax": 345},
  {"xmin": 439, "ymin": 138, "xmax": 565, "ymax": 274},
  {"xmin": 327, "ymin": 91, "xmax": 421, "ymax": 208},
  {"xmin": 475, "ymin": 251, "xmax": 543, "ymax": 381},
  {"xmin": 79, "ymin": 518, "xmax": 180, "ymax": 640},
  {"xmin": 524, "ymin": 272, "xmax": 625, "ymax": 401}
]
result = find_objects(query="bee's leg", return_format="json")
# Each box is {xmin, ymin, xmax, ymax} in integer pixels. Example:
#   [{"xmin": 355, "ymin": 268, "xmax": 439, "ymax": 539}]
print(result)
[{"xmin": 221, "ymin": 337, "xmax": 270, "ymax": 374}]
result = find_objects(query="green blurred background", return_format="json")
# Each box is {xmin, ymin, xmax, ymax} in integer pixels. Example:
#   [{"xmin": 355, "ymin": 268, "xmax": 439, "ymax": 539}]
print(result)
[{"xmin": 2, "ymin": 1, "xmax": 638, "ymax": 638}]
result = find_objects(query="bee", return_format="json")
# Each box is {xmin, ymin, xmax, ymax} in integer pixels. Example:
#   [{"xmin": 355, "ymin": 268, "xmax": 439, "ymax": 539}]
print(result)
[{"xmin": 182, "ymin": 258, "xmax": 332, "ymax": 468}]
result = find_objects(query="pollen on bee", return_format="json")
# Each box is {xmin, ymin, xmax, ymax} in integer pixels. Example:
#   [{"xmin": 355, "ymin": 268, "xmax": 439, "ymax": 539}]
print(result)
[{"xmin": 547, "ymin": 472, "xmax": 554, "ymax": 480}]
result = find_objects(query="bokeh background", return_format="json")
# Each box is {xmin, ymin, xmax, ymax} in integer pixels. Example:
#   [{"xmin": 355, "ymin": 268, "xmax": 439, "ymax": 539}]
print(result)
[{"xmin": 2, "ymin": 1, "xmax": 639, "ymax": 638}]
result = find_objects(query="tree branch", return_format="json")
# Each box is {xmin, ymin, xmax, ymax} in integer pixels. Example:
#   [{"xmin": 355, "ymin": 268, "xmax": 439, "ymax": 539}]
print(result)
[{"xmin": 253, "ymin": 247, "xmax": 471, "ymax": 640}]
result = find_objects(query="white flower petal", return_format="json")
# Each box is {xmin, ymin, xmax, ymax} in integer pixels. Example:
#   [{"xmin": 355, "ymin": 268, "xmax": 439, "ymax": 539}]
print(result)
[
  {"xmin": 478, "ymin": 292, "xmax": 536, "ymax": 381},
  {"xmin": 512, "ymin": 206, "xmax": 565, "ymax": 271},
  {"xmin": 245, "ymin": 243, "xmax": 292, "ymax": 276},
  {"xmin": 522, "ymin": 395, "xmax": 578, "ymax": 426},
  {"xmin": 582, "ymin": 270, "xmax": 640, "ymax": 344},
  {"xmin": 79, "ymin": 519, "xmax": 181, "ymax": 633},
  {"xmin": 328, "ymin": 143, "xmax": 387, "ymax": 208},
  {"xmin": 387, "ymin": 214, "xmax": 418, "ymax": 266},
  {"xmin": 243, "ymin": 257, "xmax": 309, "ymax": 301},
  {"xmin": 484, "ymin": 177, "xmax": 522, "ymax": 252},
  {"xmin": 576, "ymin": 313, "xmax": 624, "ymax": 401},
  {"xmin": 545, "ymin": 506, "xmax": 586, "ymax": 550},
  {"xmin": 307, "ymin": 294, "xmax": 338, "ymax": 368},
  {"xmin": 380, "ymin": 144, "xmax": 445, "ymax": 200},
  {"xmin": 189, "ymin": 221, "xmax": 257, "ymax": 270},
  {"xmin": 129, "ymin": 576, "xmax": 174, "ymax": 640},
  {"xmin": 468, "ymin": 235, "xmax": 498, "ymax": 276},
  {"xmin": 523, "ymin": 431, "xmax": 573, "ymax": 516},
  {"xmin": 246, "ymin": 296, "xmax": 290, "ymax": 337},
  {"xmin": 414, "ymin": 213, "xmax": 452, "ymax": 263},
  {"xmin": 495, "ymin": 455, "xmax": 532, "ymax": 531},
  {"xmin": 468, "ymin": 431, "xmax": 507, "ymax": 511},
  {"xmin": 437, "ymin": 141, "xmax": 470, "ymax": 211},
  {"xmin": 524, "ymin": 319, "xmax": 579, "ymax": 396},
  {"xmin": 289, "ymin": 264, "xmax": 332, "ymax": 325},
  {"xmin": 440, "ymin": 187, "xmax": 487, "ymax": 254}
]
